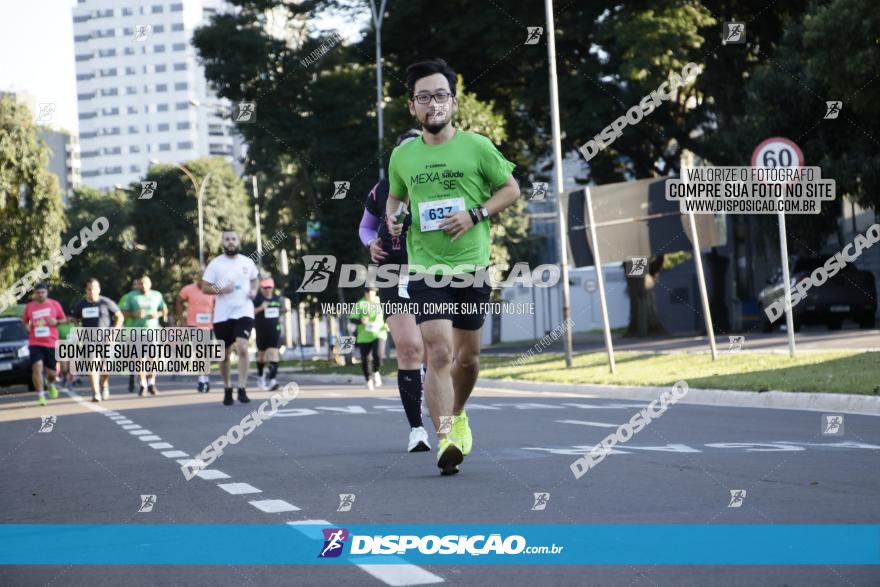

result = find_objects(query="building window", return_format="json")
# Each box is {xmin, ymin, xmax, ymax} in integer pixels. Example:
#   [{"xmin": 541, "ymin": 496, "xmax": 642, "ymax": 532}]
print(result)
[
  {"xmin": 130, "ymin": 165, "xmax": 141, "ymax": 173},
  {"xmin": 73, "ymin": 15, "xmax": 89, "ymax": 23},
  {"xmin": 76, "ymin": 73, "xmax": 94, "ymax": 81},
  {"xmin": 177, "ymin": 141, "xmax": 193, "ymax": 149},
  {"xmin": 156, "ymin": 83, "xmax": 167, "ymax": 92},
  {"xmin": 173, "ymin": 62, "xmax": 187, "ymax": 71},
  {"xmin": 176, "ymin": 121, "xmax": 191, "ymax": 130},
  {"xmin": 172, "ymin": 42, "xmax": 186, "ymax": 51},
  {"xmin": 157, "ymin": 123, "xmax": 170, "ymax": 131},
  {"xmin": 154, "ymin": 44, "xmax": 165, "ymax": 53},
  {"xmin": 152, "ymin": 5, "xmax": 163, "ymax": 13},
  {"xmin": 125, "ymin": 66, "xmax": 136, "ymax": 75},
  {"xmin": 77, "ymin": 92, "xmax": 95, "ymax": 100},
  {"xmin": 171, "ymin": 23, "xmax": 184, "ymax": 31},
  {"xmin": 157, "ymin": 103, "xmax": 169, "ymax": 112},
  {"xmin": 99, "ymin": 68, "xmax": 117, "ymax": 77},
  {"xmin": 124, "ymin": 47, "xmax": 135, "ymax": 56},
  {"xmin": 174, "ymin": 82, "xmax": 188, "ymax": 90},
  {"xmin": 130, "ymin": 145, "xmax": 140, "ymax": 153},
  {"xmin": 74, "ymin": 34, "xmax": 90, "ymax": 42},
  {"xmin": 101, "ymin": 107, "xmax": 120, "ymax": 116},
  {"xmin": 170, "ymin": 2, "xmax": 183, "ymax": 11},
  {"xmin": 98, "ymin": 48, "xmax": 117, "ymax": 57},
  {"xmin": 208, "ymin": 124, "xmax": 224, "ymax": 136},
  {"xmin": 153, "ymin": 24, "xmax": 165, "ymax": 33},
  {"xmin": 104, "ymin": 146, "xmax": 122, "ymax": 155},
  {"xmin": 128, "ymin": 126, "xmax": 139, "ymax": 133},
  {"xmin": 159, "ymin": 143, "xmax": 171, "ymax": 151},
  {"xmin": 175, "ymin": 102, "xmax": 189, "ymax": 110},
  {"xmin": 122, "ymin": 7, "xmax": 134, "ymax": 16},
  {"xmin": 75, "ymin": 53, "xmax": 92, "ymax": 62},
  {"xmin": 100, "ymin": 88, "xmax": 119, "ymax": 96},
  {"xmin": 126, "ymin": 87, "xmax": 137, "ymax": 96}
]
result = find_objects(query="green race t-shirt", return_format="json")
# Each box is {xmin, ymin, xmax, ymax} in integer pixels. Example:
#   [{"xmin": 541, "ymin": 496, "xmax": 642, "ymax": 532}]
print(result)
[
  {"xmin": 388, "ymin": 129, "xmax": 515, "ymax": 273},
  {"xmin": 121, "ymin": 290, "xmax": 166, "ymax": 328},
  {"xmin": 350, "ymin": 298, "xmax": 386, "ymax": 344}
]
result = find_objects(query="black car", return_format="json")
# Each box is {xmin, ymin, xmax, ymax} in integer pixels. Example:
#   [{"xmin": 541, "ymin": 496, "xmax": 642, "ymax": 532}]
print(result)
[
  {"xmin": 0, "ymin": 317, "xmax": 33, "ymax": 391},
  {"xmin": 759, "ymin": 256, "xmax": 877, "ymax": 331}
]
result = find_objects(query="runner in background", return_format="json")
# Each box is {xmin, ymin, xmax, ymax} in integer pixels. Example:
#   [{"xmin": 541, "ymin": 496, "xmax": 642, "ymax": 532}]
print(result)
[
  {"xmin": 253, "ymin": 276, "xmax": 286, "ymax": 391},
  {"xmin": 202, "ymin": 229, "xmax": 259, "ymax": 406},
  {"xmin": 57, "ymin": 318, "xmax": 76, "ymax": 392},
  {"xmin": 176, "ymin": 270, "xmax": 215, "ymax": 393},
  {"xmin": 359, "ymin": 128, "xmax": 431, "ymax": 452},
  {"xmin": 120, "ymin": 275, "xmax": 167, "ymax": 396},
  {"xmin": 71, "ymin": 278, "xmax": 123, "ymax": 401},
  {"xmin": 118, "ymin": 278, "xmax": 141, "ymax": 393},
  {"xmin": 349, "ymin": 287, "xmax": 386, "ymax": 391},
  {"xmin": 21, "ymin": 284, "xmax": 66, "ymax": 406}
]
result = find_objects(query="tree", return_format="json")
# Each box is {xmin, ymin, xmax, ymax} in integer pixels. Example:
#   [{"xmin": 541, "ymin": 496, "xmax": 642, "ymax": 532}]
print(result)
[
  {"xmin": 125, "ymin": 157, "xmax": 253, "ymax": 299},
  {"xmin": 0, "ymin": 97, "xmax": 65, "ymax": 295}
]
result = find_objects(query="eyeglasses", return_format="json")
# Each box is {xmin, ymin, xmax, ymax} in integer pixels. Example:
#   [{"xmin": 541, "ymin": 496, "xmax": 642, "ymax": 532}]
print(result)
[{"xmin": 411, "ymin": 92, "xmax": 453, "ymax": 105}]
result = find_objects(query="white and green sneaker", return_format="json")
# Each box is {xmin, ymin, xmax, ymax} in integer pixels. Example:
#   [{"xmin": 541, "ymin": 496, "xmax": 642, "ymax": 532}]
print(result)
[
  {"xmin": 436, "ymin": 437, "xmax": 463, "ymax": 476},
  {"xmin": 451, "ymin": 410, "xmax": 472, "ymax": 456}
]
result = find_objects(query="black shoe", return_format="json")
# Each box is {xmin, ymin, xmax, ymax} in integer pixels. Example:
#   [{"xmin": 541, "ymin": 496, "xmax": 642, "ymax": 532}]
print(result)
[
  {"xmin": 128, "ymin": 375, "xmax": 135, "ymax": 393},
  {"xmin": 148, "ymin": 384, "xmax": 157, "ymax": 396},
  {"xmin": 197, "ymin": 381, "xmax": 205, "ymax": 393},
  {"xmin": 223, "ymin": 388, "xmax": 234, "ymax": 406},
  {"xmin": 237, "ymin": 388, "xmax": 250, "ymax": 403},
  {"xmin": 138, "ymin": 386, "xmax": 146, "ymax": 397},
  {"xmin": 205, "ymin": 382, "xmax": 210, "ymax": 393}
]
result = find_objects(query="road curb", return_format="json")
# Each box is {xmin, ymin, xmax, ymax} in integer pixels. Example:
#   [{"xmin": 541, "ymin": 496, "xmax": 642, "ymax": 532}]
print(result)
[{"xmin": 278, "ymin": 369, "xmax": 880, "ymax": 416}]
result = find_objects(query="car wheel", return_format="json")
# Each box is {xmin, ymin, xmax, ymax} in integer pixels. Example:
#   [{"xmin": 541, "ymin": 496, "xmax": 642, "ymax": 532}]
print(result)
[{"xmin": 859, "ymin": 316, "xmax": 876, "ymax": 329}]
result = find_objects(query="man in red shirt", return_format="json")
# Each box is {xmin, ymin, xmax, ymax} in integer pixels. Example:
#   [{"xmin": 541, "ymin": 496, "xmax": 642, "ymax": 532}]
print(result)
[
  {"xmin": 21, "ymin": 284, "xmax": 67, "ymax": 406},
  {"xmin": 176, "ymin": 270, "xmax": 216, "ymax": 393}
]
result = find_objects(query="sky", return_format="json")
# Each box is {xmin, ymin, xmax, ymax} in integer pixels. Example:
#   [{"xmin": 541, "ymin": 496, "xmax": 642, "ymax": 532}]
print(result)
[{"xmin": 0, "ymin": 0, "xmax": 368, "ymax": 134}]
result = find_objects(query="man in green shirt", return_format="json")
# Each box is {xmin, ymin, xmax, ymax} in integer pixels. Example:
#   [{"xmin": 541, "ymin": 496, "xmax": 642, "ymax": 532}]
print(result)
[
  {"xmin": 118, "ymin": 278, "xmax": 140, "ymax": 393},
  {"xmin": 120, "ymin": 275, "xmax": 167, "ymax": 396},
  {"xmin": 349, "ymin": 287, "xmax": 387, "ymax": 391},
  {"xmin": 386, "ymin": 59, "xmax": 520, "ymax": 476}
]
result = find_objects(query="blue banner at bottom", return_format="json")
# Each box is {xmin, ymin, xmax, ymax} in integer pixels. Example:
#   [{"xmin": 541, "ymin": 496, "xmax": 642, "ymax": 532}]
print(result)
[{"xmin": 0, "ymin": 525, "xmax": 878, "ymax": 565}]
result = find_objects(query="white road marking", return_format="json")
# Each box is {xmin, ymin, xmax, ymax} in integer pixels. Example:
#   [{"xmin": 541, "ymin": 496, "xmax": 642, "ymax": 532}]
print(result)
[
  {"xmin": 556, "ymin": 419, "xmax": 619, "ymax": 428},
  {"xmin": 138, "ymin": 435, "xmax": 162, "ymax": 441},
  {"xmin": 195, "ymin": 469, "xmax": 231, "ymax": 480},
  {"xmin": 162, "ymin": 450, "xmax": 189, "ymax": 458},
  {"xmin": 129, "ymin": 430, "xmax": 153, "ymax": 435},
  {"xmin": 315, "ymin": 406, "xmax": 367, "ymax": 414},
  {"xmin": 217, "ymin": 482, "xmax": 261, "ymax": 495},
  {"xmin": 121, "ymin": 424, "xmax": 141, "ymax": 430},
  {"xmin": 563, "ymin": 402, "xmax": 650, "ymax": 410},
  {"xmin": 149, "ymin": 442, "xmax": 174, "ymax": 449},
  {"xmin": 249, "ymin": 499, "xmax": 300, "ymax": 513},
  {"xmin": 115, "ymin": 419, "xmax": 134, "ymax": 425}
]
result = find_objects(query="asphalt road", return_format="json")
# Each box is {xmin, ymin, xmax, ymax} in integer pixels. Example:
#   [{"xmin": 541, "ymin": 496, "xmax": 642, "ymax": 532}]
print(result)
[{"xmin": 1, "ymin": 374, "xmax": 878, "ymax": 586}]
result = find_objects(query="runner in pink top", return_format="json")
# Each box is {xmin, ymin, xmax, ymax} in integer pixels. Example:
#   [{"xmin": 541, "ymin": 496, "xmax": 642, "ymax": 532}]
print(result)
[
  {"xmin": 21, "ymin": 283, "xmax": 67, "ymax": 405},
  {"xmin": 176, "ymin": 270, "xmax": 216, "ymax": 393}
]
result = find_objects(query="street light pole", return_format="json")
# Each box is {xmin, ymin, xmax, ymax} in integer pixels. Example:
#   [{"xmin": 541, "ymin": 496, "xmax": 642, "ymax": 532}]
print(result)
[
  {"xmin": 370, "ymin": 0, "xmax": 388, "ymax": 182},
  {"xmin": 149, "ymin": 159, "xmax": 208, "ymax": 267}
]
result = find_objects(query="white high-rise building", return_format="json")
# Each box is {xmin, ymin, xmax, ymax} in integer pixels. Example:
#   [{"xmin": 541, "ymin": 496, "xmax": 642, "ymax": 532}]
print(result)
[{"xmin": 72, "ymin": 0, "xmax": 241, "ymax": 190}]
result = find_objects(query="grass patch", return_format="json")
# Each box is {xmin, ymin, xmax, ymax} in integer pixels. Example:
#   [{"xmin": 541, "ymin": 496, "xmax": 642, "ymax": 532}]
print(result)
[{"xmin": 281, "ymin": 351, "xmax": 880, "ymax": 394}]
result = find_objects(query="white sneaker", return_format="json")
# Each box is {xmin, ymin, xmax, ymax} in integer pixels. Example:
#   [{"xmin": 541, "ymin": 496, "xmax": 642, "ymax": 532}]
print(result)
[
  {"xmin": 269, "ymin": 378, "xmax": 279, "ymax": 390},
  {"xmin": 257, "ymin": 375, "xmax": 267, "ymax": 390},
  {"xmin": 372, "ymin": 372, "xmax": 382, "ymax": 388},
  {"xmin": 101, "ymin": 385, "xmax": 109, "ymax": 400},
  {"xmin": 408, "ymin": 426, "xmax": 431, "ymax": 452},
  {"xmin": 366, "ymin": 379, "xmax": 375, "ymax": 391}
]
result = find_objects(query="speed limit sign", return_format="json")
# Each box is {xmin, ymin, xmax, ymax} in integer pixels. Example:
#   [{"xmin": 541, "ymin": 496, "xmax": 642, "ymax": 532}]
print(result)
[{"xmin": 751, "ymin": 137, "xmax": 804, "ymax": 170}]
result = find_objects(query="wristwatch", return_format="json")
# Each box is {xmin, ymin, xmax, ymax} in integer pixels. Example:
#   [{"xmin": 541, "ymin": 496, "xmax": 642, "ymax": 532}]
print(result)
[{"xmin": 479, "ymin": 207, "xmax": 489, "ymax": 221}]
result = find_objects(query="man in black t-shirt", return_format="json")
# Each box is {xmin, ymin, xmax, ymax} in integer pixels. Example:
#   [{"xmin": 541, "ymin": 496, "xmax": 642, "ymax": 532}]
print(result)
[
  {"xmin": 253, "ymin": 276, "xmax": 286, "ymax": 390},
  {"xmin": 70, "ymin": 278, "xmax": 124, "ymax": 401}
]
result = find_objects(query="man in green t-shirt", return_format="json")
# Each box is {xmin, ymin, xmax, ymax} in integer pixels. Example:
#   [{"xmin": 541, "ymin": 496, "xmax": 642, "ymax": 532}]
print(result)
[
  {"xmin": 386, "ymin": 59, "xmax": 520, "ymax": 476},
  {"xmin": 120, "ymin": 275, "xmax": 167, "ymax": 396},
  {"xmin": 118, "ymin": 278, "xmax": 140, "ymax": 393},
  {"xmin": 349, "ymin": 287, "xmax": 387, "ymax": 391}
]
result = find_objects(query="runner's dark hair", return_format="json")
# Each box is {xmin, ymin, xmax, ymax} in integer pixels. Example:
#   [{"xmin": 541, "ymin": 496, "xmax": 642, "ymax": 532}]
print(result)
[{"xmin": 406, "ymin": 59, "xmax": 456, "ymax": 98}]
